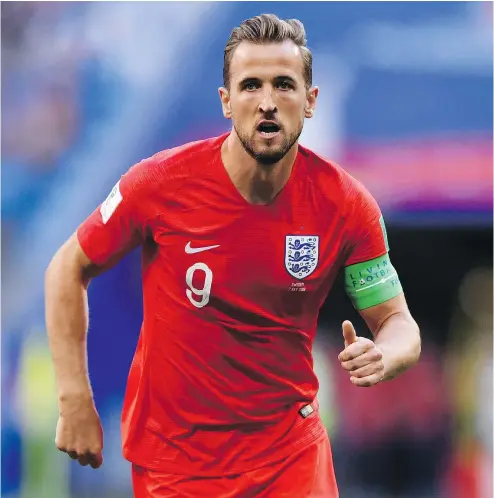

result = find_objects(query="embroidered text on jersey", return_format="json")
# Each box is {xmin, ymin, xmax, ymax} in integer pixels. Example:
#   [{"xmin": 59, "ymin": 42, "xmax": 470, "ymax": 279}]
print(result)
[{"xmin": 185, "ymin": 242, "xmax": 221, "ymax": 254}]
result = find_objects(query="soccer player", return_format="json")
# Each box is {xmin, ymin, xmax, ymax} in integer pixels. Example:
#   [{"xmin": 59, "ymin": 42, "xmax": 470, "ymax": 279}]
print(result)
[{"xmin": 45, "ymin": 14, "xmax": 421, "ymax": 497}]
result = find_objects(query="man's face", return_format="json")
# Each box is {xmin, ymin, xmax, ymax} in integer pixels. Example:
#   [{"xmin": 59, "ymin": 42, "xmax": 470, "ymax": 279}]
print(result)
[{"xmin": 220, "ymin": 40, "xmax": 318, "ymax": 165}]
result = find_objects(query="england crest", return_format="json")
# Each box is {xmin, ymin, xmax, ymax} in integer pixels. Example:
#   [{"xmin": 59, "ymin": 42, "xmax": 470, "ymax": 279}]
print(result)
[{"xmin": 285, "ymin": 235, "xmax": 319, "ymax": 279}]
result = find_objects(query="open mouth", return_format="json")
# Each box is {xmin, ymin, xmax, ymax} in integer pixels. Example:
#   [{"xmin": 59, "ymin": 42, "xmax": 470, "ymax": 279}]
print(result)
[{"xmin": 256, "ymin": 121, "xmax": 281, "ymax": 138}]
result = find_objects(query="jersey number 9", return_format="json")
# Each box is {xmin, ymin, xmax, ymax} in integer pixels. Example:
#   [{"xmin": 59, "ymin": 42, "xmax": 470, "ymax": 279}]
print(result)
[{"xmin": 186, "ymin": 263, "xmax": 213, "ymax": 308}]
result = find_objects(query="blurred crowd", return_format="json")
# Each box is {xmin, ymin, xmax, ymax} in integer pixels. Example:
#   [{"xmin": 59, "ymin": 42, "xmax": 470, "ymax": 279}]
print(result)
[
  {"xmin": 2, "ymin": 2, "xmax": 119, "ymax": 259},
  {"xmin": 3, "ymin": 3, "xmax": 78, "ymax": 247}
]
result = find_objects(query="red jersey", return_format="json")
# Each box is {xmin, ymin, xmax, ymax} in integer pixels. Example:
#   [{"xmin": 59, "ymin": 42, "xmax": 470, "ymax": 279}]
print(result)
[{"xmin": 77, "ymin": 133, "xmax": 388, "ymax": 476}]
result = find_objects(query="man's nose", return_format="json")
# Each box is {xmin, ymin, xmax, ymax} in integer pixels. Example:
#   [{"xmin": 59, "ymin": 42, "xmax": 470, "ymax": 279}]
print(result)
[{"xmin": 259, "ymin": 89, "xmax": 277, "ymax": 114}]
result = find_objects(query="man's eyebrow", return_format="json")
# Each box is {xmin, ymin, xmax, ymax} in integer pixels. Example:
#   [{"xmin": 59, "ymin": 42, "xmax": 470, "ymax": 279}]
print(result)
[
  {"xmin": 274, "ymin": 75, "xmax": 297, "ymax": 83},
  {"xmin": 237, "ymin": 75, "xmax": 298, "ymax": 88},
  {"xmin": 238, "ymin": 77, "xmax": 261, "ymax": 86}
]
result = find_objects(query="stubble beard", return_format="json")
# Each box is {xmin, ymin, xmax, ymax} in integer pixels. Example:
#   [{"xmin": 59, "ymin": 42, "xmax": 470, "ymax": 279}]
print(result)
[{"xmin": 233, "ymin": 122, "xmax": 303, "ymax": 167}]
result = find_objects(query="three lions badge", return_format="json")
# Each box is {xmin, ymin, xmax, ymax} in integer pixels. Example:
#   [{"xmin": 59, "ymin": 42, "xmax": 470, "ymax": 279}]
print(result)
[{"xmin": 285, "ymin": 236, "xmax": 319, "ymax": 280}]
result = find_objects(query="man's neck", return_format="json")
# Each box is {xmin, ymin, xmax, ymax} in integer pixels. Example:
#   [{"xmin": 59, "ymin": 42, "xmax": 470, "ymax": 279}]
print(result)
[{"xmin": 221, "ymin": 131, "xmax": 298, "ymax": 205}]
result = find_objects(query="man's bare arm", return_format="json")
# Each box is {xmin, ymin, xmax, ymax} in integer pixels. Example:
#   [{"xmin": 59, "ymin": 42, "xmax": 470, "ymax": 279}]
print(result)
[
  {"xmin": 45, "ymin": 233, "xmax": 122, "ymax": 468},
  {"xmin": 338, "ymin": 294, "xmax": 421, "ymax": 387},
  {"xmin": 359, "ymin": 293, "xmax": 421, "ymax": 381},
  {"xmin": 45, "ymin": 233, "xmax": 109, "ymax": 406}
]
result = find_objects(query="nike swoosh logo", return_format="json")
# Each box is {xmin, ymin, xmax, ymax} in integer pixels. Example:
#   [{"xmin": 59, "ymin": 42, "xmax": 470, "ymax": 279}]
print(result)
[{"xmin": 185, "ymin": 242, "xmax": 220, "ymax": 254}]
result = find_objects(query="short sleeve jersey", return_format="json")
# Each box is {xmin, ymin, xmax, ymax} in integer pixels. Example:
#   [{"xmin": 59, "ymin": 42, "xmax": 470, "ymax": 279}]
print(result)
[{"xmin": 77, "ymin": 133, "xmax": 402, "ymax": 475}]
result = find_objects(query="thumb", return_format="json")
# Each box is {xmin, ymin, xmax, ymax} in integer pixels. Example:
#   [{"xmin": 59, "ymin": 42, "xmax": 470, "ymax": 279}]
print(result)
[{"xmin": 342, "ymin": 320, "xmax": 358, "ymax": 348}]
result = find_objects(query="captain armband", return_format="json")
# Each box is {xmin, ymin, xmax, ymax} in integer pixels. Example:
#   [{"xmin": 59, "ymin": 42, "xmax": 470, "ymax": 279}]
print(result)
[{"xmin": 344, "ymin": 253, "xmax": 403, "ymax": 310}]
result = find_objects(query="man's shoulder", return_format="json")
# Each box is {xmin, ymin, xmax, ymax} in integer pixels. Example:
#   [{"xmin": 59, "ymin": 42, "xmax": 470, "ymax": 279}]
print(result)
[
  {"xmin": 298, "ymin": 144, "xmax": 368, "ymax": 200},
  {"xmin": 151, "ymin": 134, "xmax": 225, "ymax": 175},
  {"xmin": 125, "ymin": 134, "xmax": 225, "ymax": 192}
]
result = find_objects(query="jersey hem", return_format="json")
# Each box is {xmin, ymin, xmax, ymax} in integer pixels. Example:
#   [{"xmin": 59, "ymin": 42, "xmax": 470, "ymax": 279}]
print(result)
[{"xmin": 122, "ymin": 417, "xmax": 327, "ymax": 477}]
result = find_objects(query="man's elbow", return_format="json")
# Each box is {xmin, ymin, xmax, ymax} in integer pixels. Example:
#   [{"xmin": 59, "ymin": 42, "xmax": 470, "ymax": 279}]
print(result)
[
  {"xmin": 408, "ymin": 316, "xmax": 422, "ymax": 366},
  {"xmin": 395, "ymin": 311, "xmax": 422, "ymax": 368}
]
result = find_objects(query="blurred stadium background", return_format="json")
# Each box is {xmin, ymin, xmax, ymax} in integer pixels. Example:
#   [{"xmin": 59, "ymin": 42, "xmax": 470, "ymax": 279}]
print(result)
[{"xmin": 1, "ymin": 2, "xmax": 492, "ymax": 497}]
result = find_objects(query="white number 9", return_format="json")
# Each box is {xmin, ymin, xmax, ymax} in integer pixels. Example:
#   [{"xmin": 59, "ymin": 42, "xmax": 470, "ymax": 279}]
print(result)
[{"xmin": 186, "ymin": 262, "xmax": 213, "ymax": 308}]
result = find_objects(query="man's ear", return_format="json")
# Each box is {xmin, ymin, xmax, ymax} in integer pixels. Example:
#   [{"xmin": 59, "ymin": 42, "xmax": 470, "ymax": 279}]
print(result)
[
  {"xmin": 219, "ymin": 87, "xmax": 232, "ymax": 119},
  {"xmin": 305, "ymin": 86, "xmax": 319, "ymax": 118}
]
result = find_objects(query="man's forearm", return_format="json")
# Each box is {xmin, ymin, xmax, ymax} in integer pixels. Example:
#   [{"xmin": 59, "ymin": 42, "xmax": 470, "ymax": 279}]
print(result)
[
  {"xmin": 45, "ymin": 250, "xmax": 92, "ymax": 406},
  {"xmin": 374, "ymin": 312, "xmax": 421, "ymax": 381}
]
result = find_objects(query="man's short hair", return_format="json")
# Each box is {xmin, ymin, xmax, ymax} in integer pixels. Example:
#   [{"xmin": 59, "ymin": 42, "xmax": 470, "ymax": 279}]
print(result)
[{"xmin": 223, "ymin": 13, "xmax": 312, "ymax": 89}]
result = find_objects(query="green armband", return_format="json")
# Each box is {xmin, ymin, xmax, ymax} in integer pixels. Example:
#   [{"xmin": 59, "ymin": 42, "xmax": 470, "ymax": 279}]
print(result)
[{"xmin": 344, "ymin": 254, "xmax": 403, "ymax": 310}]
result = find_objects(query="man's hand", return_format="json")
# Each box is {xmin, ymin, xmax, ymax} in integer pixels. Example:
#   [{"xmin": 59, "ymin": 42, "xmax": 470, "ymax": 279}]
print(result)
[
  {"xmin": 55, "ymin": 395, "xmax": 104, "ymax": 469},
  {"xmin": 338, "ymin": 320, "xmax": 385, "ymax": 387}
]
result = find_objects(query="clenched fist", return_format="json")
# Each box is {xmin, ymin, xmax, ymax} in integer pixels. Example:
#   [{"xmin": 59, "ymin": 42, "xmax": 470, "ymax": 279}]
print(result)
[
  {"xmin": 338, "ymin": 320, "xmax": 385, "ymax": 387},
  {"xmin": 55, "ymin": 395, "xmax": 104, "ymax": 469}
]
